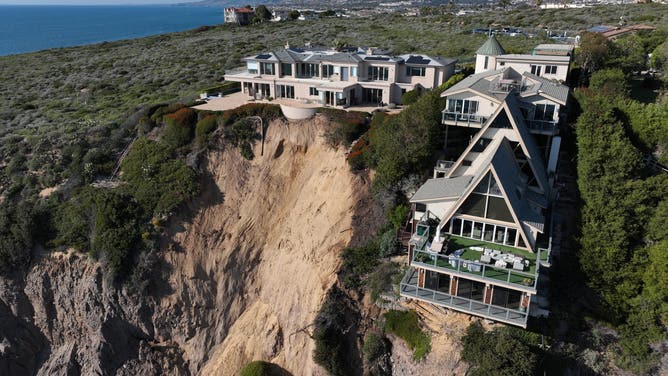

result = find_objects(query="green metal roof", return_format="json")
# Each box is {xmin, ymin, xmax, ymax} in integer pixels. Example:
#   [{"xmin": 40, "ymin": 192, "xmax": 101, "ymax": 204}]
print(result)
[{"xmin": 476, "ymin": 35, "xmax": 506, "ymax": 56}]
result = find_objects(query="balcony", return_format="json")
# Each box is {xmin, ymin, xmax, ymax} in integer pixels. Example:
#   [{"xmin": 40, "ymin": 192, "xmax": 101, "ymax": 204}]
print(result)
[
  {"xmin": 410, "ymin": 231, "xmax": 541, "ymax": 292},
  {"xmin": 524, "ymin": 119, "xmax": 558, "ymax": 134},
  {"xmin": 400, "ymin": 268, "xmax": 529, "ymax": 327},
  {"xmin": 442, "ymin": 112, "xmax": 487, "ymax": 127}
]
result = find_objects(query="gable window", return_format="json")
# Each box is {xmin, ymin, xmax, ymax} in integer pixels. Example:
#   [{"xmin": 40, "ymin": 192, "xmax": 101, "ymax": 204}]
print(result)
[
  {"xmin": 309, "ymin": 87, "xmax": 318, "ymax": 96},
  {"xmin": 280, "ymin": 63, "xmax": 292, "ymax": 76},
  {"xmin": 406, "ymin": 66, "xmax": 426, "ymax": 76},
  {"xmin": 460, "ymin": 171, "xmax": 514, "ymax": 223},
  {"xmin": 484, "ymin": 56, "xmax": 489, "ymax": 69},
  {"xmin": 260, "ymin": 62, "xmax": 275, "ymax": 75},
  {"xmin": 530, "ymin": 64, "xmax": 542, "ymax": 76},
  {"xmin": 544, "ymin": 65, "xmax": 557, "ymax": 74},
  {"xmin": 534, "ymin": 104, "xmax": 556, "ymax": 121},
  {"xmin": 368, "ymin": 66, "xmax": 389, "ymax": 81}
]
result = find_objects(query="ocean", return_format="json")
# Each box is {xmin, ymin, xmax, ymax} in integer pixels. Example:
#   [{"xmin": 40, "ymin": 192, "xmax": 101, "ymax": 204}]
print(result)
[{"xmin": 0, "ymin": 5, "xmax": 225, "ymax": 56}]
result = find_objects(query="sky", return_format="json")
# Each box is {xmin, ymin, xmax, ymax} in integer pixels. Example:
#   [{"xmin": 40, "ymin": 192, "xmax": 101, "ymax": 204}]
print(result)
[{"xmin": 0, "ymin": 0, "xmax": 196, "ymax": 4}]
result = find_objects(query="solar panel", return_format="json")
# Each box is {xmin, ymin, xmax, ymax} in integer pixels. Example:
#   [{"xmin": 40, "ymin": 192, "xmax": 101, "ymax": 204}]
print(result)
[
  {"xmin": 406, "ymin": 55, "xmax": 431, "ymax": 65},
  {"xmin": 365, "ymin": 56, "xmax": 390, "ymax": 61},
  {"xmin": 255, "ymin": 54, "xmax": 272, "ymax": 60}
]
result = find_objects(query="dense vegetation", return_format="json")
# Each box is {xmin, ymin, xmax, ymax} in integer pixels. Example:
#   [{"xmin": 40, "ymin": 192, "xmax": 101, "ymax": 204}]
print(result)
[{"xmin": 384, "ymin": 310, "xmax": 431, "ymax": 361}]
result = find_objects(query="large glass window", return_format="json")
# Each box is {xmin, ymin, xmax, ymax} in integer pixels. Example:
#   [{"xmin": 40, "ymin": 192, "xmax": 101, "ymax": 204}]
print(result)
[
  {"xmin": 447, "ymin": 99, "xmax": 479, "ymax": 115},
  {"xmin": 280, "ymin": 63, "xmax": 292, "ymax": 76},
  {"xmin": 276, "ymin": 85, "xmax": 294, "ymax": 99},
  {"xmin": 460, "ymin": 193, "xmax": 486, "ymax": 217},
  {"xmin": 505, "ymin": 228, "xmax": 517, "ymax": 246},
  {"xmin": 297, "ymin": 63, "xmax": 319, "ymax": 78},
  {"xmin": 452, "ymin": 218, "xmax": 462, "ymax": 235},
  {"xmin": 368, "ymin": 66, "xmax": 389, "ymax": 81},
  {"xmin": 406, "ymin": 66, "xmax": 426, "ymax": 76},
  {"xmin": 487, "ymin": 197, "xmax": 513, "ymax": 222},
  {"xmin": 491, "ymin": 286, "xmax": 522, "ymax": 309},
  {"xmin": 472, "ymin": 222, "xmax": 483, "ymax": 239},
  {"xmin": 322, "ymin": 64, "xmax": 335, "ymax": 78},
  {"xmin": 463, "ymin": 220, "xmax": 473, "ymax": 238},
  {"xmin": 425, "ymin": 270, "xmax": 450, "ymax": 293},
  {"xmin": 260, "ymin": 62, "xmax": 275, "ymax": 75},
  {"xmin": 544, "ymin": 65, "xmax": 557, "ymax": 74},
  {"xmin": 483, "ymin": 224, "xmax": 494, "ymax": 242},
  {"xmin": 534, "ymin": 104, "xmax": 556, "ymax": 121},
  {"xmin": 457, "ymin": 279, "xmax": 485, "ymax": 302}
]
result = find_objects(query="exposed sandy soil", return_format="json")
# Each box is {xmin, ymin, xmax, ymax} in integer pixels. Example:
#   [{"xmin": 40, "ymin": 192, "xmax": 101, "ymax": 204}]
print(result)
[{"xmin": 163, "ymin": 115, "xmax": 368, "ymax": 375}]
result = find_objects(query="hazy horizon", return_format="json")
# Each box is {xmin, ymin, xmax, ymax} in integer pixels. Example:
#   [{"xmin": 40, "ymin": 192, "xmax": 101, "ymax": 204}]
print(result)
[{"xmin": 0, "ymin": 0, "xmax": 198, "ymax": 4}]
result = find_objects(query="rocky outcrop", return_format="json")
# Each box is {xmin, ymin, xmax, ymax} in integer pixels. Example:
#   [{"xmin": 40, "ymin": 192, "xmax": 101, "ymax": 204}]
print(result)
[{"xmin": 0, "ymin": 116, "xmax": 367, "ymax": 375}]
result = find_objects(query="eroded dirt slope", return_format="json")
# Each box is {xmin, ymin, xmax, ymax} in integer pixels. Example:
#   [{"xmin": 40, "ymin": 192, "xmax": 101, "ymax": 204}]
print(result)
[{"xmin": 0, "ymin": 116, "xmax": 368, "ymax": 376}]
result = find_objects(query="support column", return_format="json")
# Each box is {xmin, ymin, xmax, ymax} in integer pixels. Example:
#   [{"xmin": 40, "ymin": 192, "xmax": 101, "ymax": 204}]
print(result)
[
  {"xmin": 483, "ymin": 284, "xmax": 493, "ymax": 304},
  {"xmin": 450, "ymin": 276, "xmax": 458, "ymax": 296},
  {"xmin": 418, "ymin": 268, "xmax": 425, "ymax": 288}
]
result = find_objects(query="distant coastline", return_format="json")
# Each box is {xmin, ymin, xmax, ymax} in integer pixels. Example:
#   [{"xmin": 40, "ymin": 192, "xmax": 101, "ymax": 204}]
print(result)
[{"xmin": 0, "ymin": 5, "xmax": 224, "ymax": 56}]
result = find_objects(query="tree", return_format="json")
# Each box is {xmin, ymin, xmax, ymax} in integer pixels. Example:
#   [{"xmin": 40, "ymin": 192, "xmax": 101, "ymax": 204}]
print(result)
[
  {"xmin": 577, "ymin": 32, "xmax": 610, "ymax": 74},
  {"xmin": 609, "ymin": 34, "xmax": 647, "ymax": 73},
  {"xmin": 461, "ymin": 322, "xmax": 539, "ymax": 376},
  {"xmin": 589, "ymin": 68, "xmax": 627, "ymax": 97},
  {"xmin": 255, "ymin": 5, "xmax": 271, "ymax": 22},
  {"xmin": 649, "ymin": 41, "xmax": 668, "ymax": 70}
]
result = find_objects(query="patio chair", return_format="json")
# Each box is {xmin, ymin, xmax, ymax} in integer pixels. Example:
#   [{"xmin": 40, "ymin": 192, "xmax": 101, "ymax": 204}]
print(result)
[
  {"xmin": 494, "ymin": 260, "xmax": 507, "ymax": 268},
  {"xmin": 480, "ymin": 254, "xmax": 492, "ymax": 263},
  {"xmin": 513, "ymin": 261, "xmax": 524, "ymax": 271}
]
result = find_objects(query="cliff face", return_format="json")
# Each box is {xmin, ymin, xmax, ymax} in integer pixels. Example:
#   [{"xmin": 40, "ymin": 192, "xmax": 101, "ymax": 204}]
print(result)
[{"xmin": 0, "ymin": 117, "xmax": 368, "ymax": 376}]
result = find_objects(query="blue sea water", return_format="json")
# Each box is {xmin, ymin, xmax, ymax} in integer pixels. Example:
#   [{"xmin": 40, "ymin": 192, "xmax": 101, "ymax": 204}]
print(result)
[{"xmin": 0, "ymin": 5, "xmax": 225, "ymax": 56}]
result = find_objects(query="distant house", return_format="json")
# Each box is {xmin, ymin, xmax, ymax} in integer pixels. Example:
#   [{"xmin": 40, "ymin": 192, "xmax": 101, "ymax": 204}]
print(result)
[
  {"xmin": 223, "ymin": 46, "xmax": 457, "ymax": 106},
  {"xmin": 399, "ymin": 36, "xmax": 571, "ymax": 328},
  {"xmin": 475, "ymin": 35, "xmax": 572, "ymax": 82},
  {"xmin": 224, "ymin": 7, "xmax": 254, "ymax": 26}
]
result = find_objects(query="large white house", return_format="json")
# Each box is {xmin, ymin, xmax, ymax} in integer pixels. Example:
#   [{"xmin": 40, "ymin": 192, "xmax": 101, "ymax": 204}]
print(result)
[
  {"xmin": 223, "ymin": 46, "xmax": 457, "ymax": 106},
  {"xmin": 399, "ymin": 37, "xmax": 571, "ymax": 328},
  {"xmin": 475, "ymin": 35, "xmax": 572, "ymax": 82}
]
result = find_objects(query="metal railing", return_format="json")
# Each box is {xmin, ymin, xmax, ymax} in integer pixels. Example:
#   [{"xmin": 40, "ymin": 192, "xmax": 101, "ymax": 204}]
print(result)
[
  {"xmin": 434, "ymin": 160, "xmax": 455, "ymax": 173},
  {"xmin": 399, "ymin": 271, "xmax": 528, "ymax": 327},
  {"xmin": 411, "ymin": 249, "xmax": 538, "ymax": 291},
  {"xmin": 442, "ymin": 112, "xmax": 488, "ymax": 126}
]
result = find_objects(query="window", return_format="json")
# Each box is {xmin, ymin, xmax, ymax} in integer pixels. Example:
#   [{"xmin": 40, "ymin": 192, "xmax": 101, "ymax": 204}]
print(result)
[
  {"xmin": 406, "ymin": 66, "xmax": 426, "ymax": 76},
  {"xmin": 276, "ymin": 85, "xmax": 294, "ymax": 99},
  {"xmin": 534, "ymin": 104, "xmax": 556, "ymax": 121},
  {"xmin": 425, "ymin": 270, "xmax": 450, "ymax": 293},
  {"xmin": 484, "ymin": 56, "xmax": 489, "ymax": 69},
  {"xmin": 457, "ymin": 279, "xmax": 485, "ymax": 302},
  {"xmin": 247, "ymin": 61, "xmax": 258, "ymax": 75},
  {"xmin": 461, "ymin": 171, "xmax": 514, "ymax": 222},
  {"xmin": 260, "ymin": 62, "xmax": 275, "ymax": 75},
  {"xmin": 530, "ymin": 64, "xmax": 542, "ymax": 76},
  {"xmin": 297, "ymin": 63, "xmax": 319, "ymax": 78},
  {"xmin": 499, "ymin": 61, "xmax": 505, "ymax": 66},
  {"xmin": 368, "ymin": 66, "xmax": 389, "ymax": 81},
  {"xmin": 309, "ymin": 87, "xmax": 318, "ymax": 96},
  {"xmin": 281, "ymin": 63, "xmax": 292, "ymax": 76},
  {"xmin": 351, "ymin": 67, "xmax": 358, "ymax": 77},
  {"xmin": 322, "ymin": 64, "xmax": 335, "ymax": 78},
  {"xmin": 415, "ymin": 203, "xmax": 427, "ymax": 213},
  {"xmin": 446, "ymin": 99, "xmax": 479, "ymax": 115},
  {"xmin": 544, "ymin": 65, "xmax": 557, "ymax": 75},
  {"xmin": 491, "ymin": 286, "xmax": 522, "ymax": 309}
]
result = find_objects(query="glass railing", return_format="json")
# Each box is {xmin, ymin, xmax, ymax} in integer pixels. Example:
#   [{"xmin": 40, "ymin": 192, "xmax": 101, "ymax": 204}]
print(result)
[
  {"xmin": 442, "ymin": 112, "xmax": 488, "ymax": 125},
  {"xmin": 524, "ymin": 119, "xmax": 558, "ymax": 133},
  {"xmin": 399, "ymin": 269, "xmax": 529, "ymax": 327},
  {"xmin": 411, "ymin": 249, "xmax": 538, "ymax": 290}
]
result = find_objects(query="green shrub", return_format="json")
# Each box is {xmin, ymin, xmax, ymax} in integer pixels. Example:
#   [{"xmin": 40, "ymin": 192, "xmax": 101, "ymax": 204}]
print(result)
[
  {"xmin": 401, "ymin": 89, "xmax": 421, "ymax": 105},
  {"xmin": 121, "ymin": 138, "xmax": 199, "ymax": 216},
  {"xmin": 362, "ymin": 331, "xmax": 392, "ymax": 375},
  {"xmin": 313, "ymin": 287, "xmax": 358, "ymax": 376},
  {"xmin": 163, "ymin": 107, "xmax": 197, "ymax": 148},
  {"xmin": 461, "ymin": 322, "xmax": 538, "ymax": 376},
  {"xmin": 195, "ymin": 114, "xmax": 218, "ymax": 144},
  {"xmin": 389, "ymin": 204, "xmax": 409, "ymax": 230},
  {"xmin": 0, "ymin": 201, "xmax": 35, "ymax": 274},
  {"xmin": 367, "ymin": 262, "xmax": 399, "ymax": 302},
  {"xmin": 384, "ymin": 310, "xmax": 430, "ymax": 361},
  {"xmin": 340, "ymin": 242, "xmax": 380, "ymax": 289},
  {"xmin": 240, "ymin": 361, "xmax": 275, "ymax": 376},
  {"xmin": 321, "ymin": 108, "xmax": 369, "ymax": 147},
  {"xmin": 378, "ymin": 229, "xmax": 398, "ymax": 259}
]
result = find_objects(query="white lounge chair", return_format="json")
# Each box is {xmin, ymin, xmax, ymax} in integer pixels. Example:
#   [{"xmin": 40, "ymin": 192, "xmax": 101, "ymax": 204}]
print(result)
[
  {"xmin": 480, "ymin": 254, "xmax": 492, "ymax": 263},
  {"xmin": 513, "ymin": 261, "xmax": 524, "ymax": 271}
]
